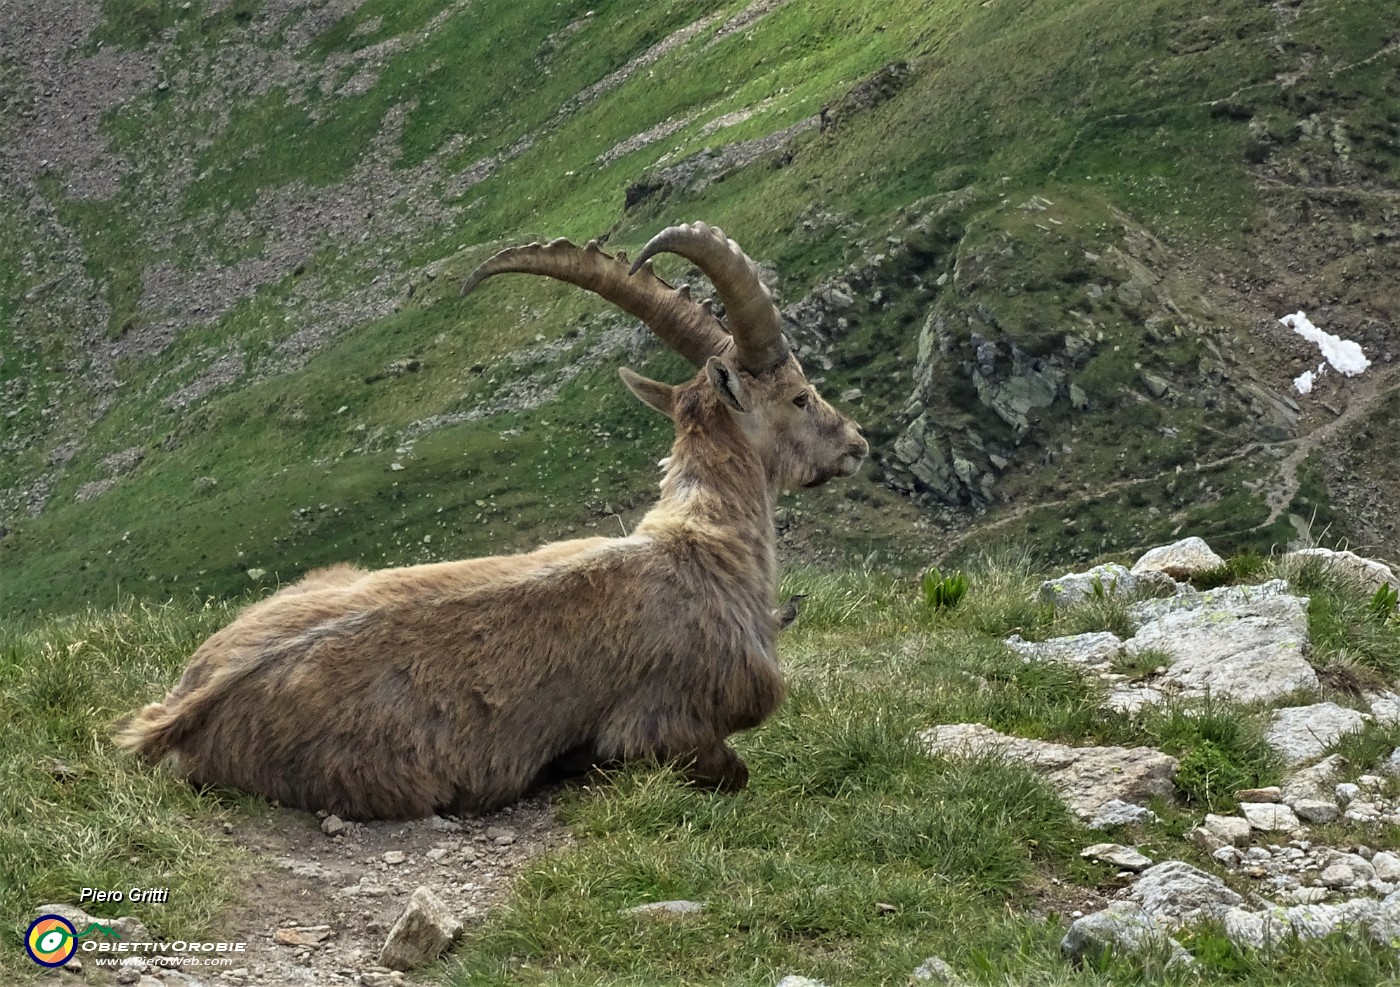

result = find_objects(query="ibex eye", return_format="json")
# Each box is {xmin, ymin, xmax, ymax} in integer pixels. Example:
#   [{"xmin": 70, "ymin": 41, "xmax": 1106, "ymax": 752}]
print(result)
[{"xmin": 793, "ymin": 392, "xmax": 809, "ymax": 409}]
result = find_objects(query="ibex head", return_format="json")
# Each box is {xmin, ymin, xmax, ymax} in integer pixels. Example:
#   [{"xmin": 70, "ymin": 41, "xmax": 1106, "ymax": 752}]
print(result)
[{"xmin": 462, "ymin": 221, "xmax": 867, "ymax": 492}]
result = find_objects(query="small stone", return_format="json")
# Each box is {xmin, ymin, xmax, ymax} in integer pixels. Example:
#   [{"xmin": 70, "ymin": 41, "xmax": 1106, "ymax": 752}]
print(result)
[
  {"xmin": 1359, "ymin": 774, "xmax": 1386, "ymax": 790},
  {"xmin": 1236, "ymin": 787, "xmax": 1281, "ymax": 803},
  {"xmin": 423, "ymin": 815, "xmax": 462, "ymax": 832},
  {"xmin": 1372, "ymin": 852, "xmax": 1400, "ymax": 882},
  {"xmin": 775, "ymin": 978, "xmax": 829, "ymax": 987},
  {"xmin": 911, "ymin": 955, "xmax": 964, "ymax": 983},
  {"xmin": 222, "ymin": 822, "xmax": 234, "ymax": 834},
  {"xmin": 1203, "ymin": 813, "xmax": 1253, "ymax": 847},
  {"xmin": 1336, "ymin": 783, "xmax": 1360, "ymax": 804},
  {"xmin": 1240, "ymin": 802, "xmax": 1301, "ymax": 832},
  {"xmin": 1290, "ymin": 799, "xmax": 1340, "ymax": 824},
  {"xmin": 425, "ymin": 847, "xmax": 451, "ymax": 863},
  {"xmin": 1081, "ymin": 843, "xmax": 1154, "ymax": 872},
  {"xmin": 379, "ymin": 887, "xmax": 463, "ymax": 971},
  {"xmin": 383, "ymin": 851, "xmax": 407, "ymax": 865},
  {"xmin": 322, "ymin": 815, "xmax": 346, "ymax": 836},
  {"xmin": 485, "ymin": 826, "xmax": 516, "ymax": 845}
]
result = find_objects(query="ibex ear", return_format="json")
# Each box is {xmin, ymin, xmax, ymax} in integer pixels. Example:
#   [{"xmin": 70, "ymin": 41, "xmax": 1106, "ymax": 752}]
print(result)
[
  {"xmin": 705, "ymin": 356, "xmax": 747, "ymax": 413},
  {"xmin": 619, "ymin": 367, "xmax": 675, "ymax": 419}
]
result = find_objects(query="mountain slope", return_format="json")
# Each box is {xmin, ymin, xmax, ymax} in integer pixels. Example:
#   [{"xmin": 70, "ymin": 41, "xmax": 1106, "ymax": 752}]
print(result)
[{"xmin": 1, "ymin": 0, "xmax": 1396, "ymax": 613}]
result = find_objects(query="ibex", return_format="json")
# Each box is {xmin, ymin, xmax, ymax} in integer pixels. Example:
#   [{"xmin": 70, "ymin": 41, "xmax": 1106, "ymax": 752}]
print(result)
[{"xmin": 116, "ymin": 222, "xmax": 867, "ymax": 820}]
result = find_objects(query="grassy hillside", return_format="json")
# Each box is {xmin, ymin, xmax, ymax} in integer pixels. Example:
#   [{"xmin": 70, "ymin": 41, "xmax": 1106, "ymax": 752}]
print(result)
[{"xmin": 2, "ymin": 0, "xmax": 1396, "ymax": 613}]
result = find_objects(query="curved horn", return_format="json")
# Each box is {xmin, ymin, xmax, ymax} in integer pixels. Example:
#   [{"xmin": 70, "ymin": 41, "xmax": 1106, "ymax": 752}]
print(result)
[
  {"xmin": 461, "ymin": 237, "xmax": 728, "ymax": 368},
  {"xmin": 629, "ymin": 222, "xmax": 789, "ymax": 373}
]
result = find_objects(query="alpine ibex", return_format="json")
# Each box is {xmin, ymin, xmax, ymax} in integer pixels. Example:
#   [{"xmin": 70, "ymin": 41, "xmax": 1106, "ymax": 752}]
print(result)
[{"xmin": 116, "ymin": 222, "xmax": 867, "ymax": 820}]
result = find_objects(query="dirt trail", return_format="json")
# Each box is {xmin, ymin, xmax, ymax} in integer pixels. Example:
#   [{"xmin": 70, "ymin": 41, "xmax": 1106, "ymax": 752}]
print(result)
[
  {"xmin": 121, "ymin": 799, "xmax": 567, "ymax": 987},
  {"xmin": 1256, "ymin": 363, "xmax": 1400, "ymax": 531}
]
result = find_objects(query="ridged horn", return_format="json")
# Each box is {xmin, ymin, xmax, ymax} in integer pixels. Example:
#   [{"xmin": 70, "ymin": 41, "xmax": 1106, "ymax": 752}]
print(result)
[
  {"xmin": 461, "ymin": 237, "xmax": 728, "ymax": 368},
  {"xmin": 629, "ymin": 221, "xmax": 789, "ymax": 374}
]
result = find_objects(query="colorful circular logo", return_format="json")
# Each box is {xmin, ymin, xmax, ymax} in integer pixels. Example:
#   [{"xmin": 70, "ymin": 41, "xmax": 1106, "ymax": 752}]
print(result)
[{"xmin": 26, "ymin": 914, "xmax": 78, "ymax": 967}]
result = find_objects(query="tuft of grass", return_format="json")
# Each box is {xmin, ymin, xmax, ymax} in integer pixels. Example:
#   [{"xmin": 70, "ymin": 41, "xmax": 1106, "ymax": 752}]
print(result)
[
  {"xmin": 1190, "ymin": 552, "xmax": 1270, "ymax": 591},
  {"xmin": 1138, "ymin": 698, "xmax": 1281, "ymax": 811},
  {"xmin": 1282, "ymin": 557, "xmax": 1400, "ymax": 680},
  {"xmin": 1112, "ymin": 646, "xmax": 1173, "ymax": 683},
  {"xmin": 1324, "ymin": 720, "xmax": 1400, "ymax": 776}
]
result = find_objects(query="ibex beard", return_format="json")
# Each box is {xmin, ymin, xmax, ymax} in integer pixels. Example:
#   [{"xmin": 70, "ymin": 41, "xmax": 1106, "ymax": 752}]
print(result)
[{"xmin": 115, "ymin": 222, "xmax": 868, "ymax": 820}]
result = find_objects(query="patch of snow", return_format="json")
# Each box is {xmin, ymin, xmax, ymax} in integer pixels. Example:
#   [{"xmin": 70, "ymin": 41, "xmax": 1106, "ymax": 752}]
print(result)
[{"xmin": 1280, "ymin": 311, "xmax": 1370, "ymax": 379}]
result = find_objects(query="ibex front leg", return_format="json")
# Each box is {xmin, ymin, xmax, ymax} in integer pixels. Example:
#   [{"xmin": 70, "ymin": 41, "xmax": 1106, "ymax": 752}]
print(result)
[{"xmin": 683, "ymin": 741, "xmax": 749, "ymax": 792}]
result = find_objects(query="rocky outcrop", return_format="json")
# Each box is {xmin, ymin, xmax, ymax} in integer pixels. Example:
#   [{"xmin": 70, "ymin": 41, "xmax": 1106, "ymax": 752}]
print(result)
[
  {"xmin": 1122, "ymin": 580, "xmax": 1316, "ymax": 705},
  {"xmin": 919, "ymin": 723, "xmax": 1177, "ymax": 823}
]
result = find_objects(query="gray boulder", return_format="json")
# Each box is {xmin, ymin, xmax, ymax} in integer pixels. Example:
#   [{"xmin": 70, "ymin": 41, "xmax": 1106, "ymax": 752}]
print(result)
[
  {"xmin": 1131, "ymin": 537, "xmax": 1224, "ymax": 579},
  {"xmin": 1124, "ymin": 581, "xmax": 1316, "ymax": 704},
  {"xmin": 1267, "ymin": 703, "xmax": 1367, "ymax": 765},
  {"xmin": 1060, "ymin": 902, "xmax": 1192, "ymax": 968}
]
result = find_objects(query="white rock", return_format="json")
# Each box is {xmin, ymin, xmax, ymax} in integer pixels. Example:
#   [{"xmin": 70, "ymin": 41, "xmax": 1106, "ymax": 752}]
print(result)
[
  {"xmin": 1081, "ymin": 843, "xmax": 1154, "ymax": 872},
  {"xmin": 1203, "ymin": 813, "xmax": 1253, "ymax": 847},
  {"xmin": 1131, "ymin": 537, "xmax": 1224, "ymax": 579},
  {"xmin": 1290, "ymin": 799, "xmax": 1340, "ymax": 824},
  {"xmin": 1124, "ymin": 581, "xmax": 1316, "ymax": 705},
  {"xmin": 1335, "ymin": 782, "xmax": 1360, "ymax": 804},
  {"xmin": 1039, "ymin": 563, "xmax": 1141, "ymax": 608},
  {"xmin": 1372, "ymin": 852, "xmax": 1400, "ymax": 883},
  {"xmin": 1240, "ymin": 802, "xmax": 1302, "ymax": 832},
  {"xmin": 1266, "ymin": 703, "xmax": 1367, "ymax": 765},
  {"xmin": 776, "ymin": 978, "xmax": 830, "ymax": 987},
  {"xmin": 1060, "ymin": 902, "xmax": 1191, "ymax": 967},
  {"xmin": 378, "ymin": 886, "xmax": 463, "ymax": 971}
]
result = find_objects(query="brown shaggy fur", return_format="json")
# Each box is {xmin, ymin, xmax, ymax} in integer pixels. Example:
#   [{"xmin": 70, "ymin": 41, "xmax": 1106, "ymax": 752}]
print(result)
[{"xmin": 115, "ymin": 354, "xmax": 866, "ymax": 819}]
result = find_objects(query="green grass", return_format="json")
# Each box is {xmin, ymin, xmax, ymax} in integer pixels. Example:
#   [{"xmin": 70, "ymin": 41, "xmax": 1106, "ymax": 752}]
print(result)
[
  {"xmin": 8, "ymin": 556, "xmax": 1400, "ymax": 982},
  {"xmin": 0, "ymin": 599, "xmax": 253, "ymax": 983}
]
